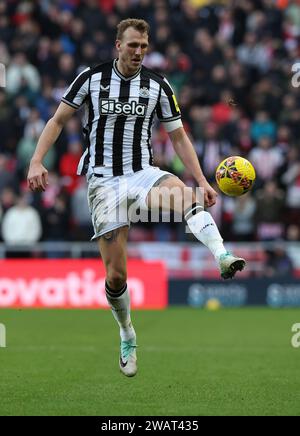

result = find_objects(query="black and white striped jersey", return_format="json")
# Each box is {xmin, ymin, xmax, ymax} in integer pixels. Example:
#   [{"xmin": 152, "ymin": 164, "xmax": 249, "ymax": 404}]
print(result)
[{"xmin": 61, "ymin": 59, "xmax": 182, "ymax": 177}]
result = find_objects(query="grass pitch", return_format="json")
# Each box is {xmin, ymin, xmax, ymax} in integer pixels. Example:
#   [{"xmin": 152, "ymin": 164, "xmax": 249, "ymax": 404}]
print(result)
[{"xmin": 0, "ymin": 307, "xmax": 300, "ymax": 416}]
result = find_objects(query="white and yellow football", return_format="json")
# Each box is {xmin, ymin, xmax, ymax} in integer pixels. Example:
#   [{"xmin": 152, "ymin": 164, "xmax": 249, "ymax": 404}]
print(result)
[{"xmin": 215, "ymin": 156, "xmax": 256, "ymax": 196}]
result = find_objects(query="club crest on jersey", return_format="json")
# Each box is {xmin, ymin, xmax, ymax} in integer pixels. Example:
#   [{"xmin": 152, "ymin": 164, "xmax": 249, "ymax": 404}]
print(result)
[
  {"xmin": 99, "ymin": 99, "xmax": 146, "ymax": 117},
  {"xmin": 139, "ymin": 87, "xmax": 149, "ymax": 98}
]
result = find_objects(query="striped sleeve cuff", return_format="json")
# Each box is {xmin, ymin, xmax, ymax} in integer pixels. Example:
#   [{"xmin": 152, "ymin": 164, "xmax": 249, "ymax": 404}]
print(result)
[
  {"xmin": 61, "ymin": 98, "xmax": 80, "ymax": 109},
  {"xmin": 161, "ymin": 118, "xmax": 183, "ymax": 132}
]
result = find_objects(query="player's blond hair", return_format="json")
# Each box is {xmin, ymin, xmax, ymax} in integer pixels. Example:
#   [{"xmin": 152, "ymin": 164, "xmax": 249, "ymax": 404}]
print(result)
[{"xmin": 116, "ymin": 18, "xmax": 150, "ymax": 40}]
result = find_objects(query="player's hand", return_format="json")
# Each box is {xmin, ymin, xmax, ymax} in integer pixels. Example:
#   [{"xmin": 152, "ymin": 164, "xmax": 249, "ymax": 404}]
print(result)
[
  {"xmin": 27, "ymin": 160, "xmax": 49, "ymax": 192},
  {"xmin": 199, "ymin": 179, "xmax": 218, "ymax": 207}
]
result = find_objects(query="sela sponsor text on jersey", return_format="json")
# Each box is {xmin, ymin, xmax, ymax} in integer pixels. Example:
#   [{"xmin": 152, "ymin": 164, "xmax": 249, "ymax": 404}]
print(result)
[{"xmin": 99, "ymin": 98, "xmax": 146, "ymax": 116}]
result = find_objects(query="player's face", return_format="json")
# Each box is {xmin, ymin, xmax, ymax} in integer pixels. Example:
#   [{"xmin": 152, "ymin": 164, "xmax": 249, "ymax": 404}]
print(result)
[{"xmin": 116, "ymin": 27, "xmax": 149, "ymax": 74}]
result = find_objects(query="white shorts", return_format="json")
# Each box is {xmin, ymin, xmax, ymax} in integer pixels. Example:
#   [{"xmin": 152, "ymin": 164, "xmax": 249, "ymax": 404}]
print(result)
[{"xmin": 87, "ymin": 167, "xmax": 173, "ymax": 239}]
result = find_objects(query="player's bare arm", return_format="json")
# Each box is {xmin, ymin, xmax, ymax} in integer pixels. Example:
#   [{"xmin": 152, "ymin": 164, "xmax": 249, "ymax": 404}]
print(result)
[
  {"xmin": 168, "ymin": 126, "xmax": 218, "ymax": 207},
  {"xmin": 27, "ymin": 102, "xmax": 76, "ymax": 192}
]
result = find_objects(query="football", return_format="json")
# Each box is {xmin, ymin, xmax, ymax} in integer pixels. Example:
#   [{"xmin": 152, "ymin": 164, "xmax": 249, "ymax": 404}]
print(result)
[{"xmin": 215, "ymin": 156, "xmax": 256, "ymax": 196}]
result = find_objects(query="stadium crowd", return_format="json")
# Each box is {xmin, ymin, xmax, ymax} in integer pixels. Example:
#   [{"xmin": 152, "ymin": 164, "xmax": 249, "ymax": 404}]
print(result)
[{"xmin": 1, "ymin": 0, "xmax": 300, "ymax": 245}]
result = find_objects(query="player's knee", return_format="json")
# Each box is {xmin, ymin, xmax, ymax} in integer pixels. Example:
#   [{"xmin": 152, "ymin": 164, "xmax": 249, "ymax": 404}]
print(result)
[{"xmin": 106, "ymin": 269, "xmax": 127, "ymax": 291}]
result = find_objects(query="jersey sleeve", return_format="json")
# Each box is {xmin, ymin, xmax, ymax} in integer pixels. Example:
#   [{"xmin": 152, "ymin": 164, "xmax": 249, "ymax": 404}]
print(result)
[
  {"xmin": 61, "ymin": 67, "xmax": 91, "ymax": 109},
  {"xmin": 157, "ymin": 77, "xmax": 183, "ymax": 132}
]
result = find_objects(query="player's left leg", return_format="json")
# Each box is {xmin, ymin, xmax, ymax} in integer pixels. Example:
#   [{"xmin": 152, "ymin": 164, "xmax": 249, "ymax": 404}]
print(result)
[{"xmin": 146, "ymin": 175, "xmax": 245, "ymax": 279}]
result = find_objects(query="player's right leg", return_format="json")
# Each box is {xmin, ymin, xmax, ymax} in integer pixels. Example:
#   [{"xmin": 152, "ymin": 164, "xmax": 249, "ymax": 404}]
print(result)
[
  {"xmin": 98, "ymin": 227, "xmax": 137, "ymax": 377},
  {"xmin": 87, "ymin": 175, "xmax": 137, "ymax": 376}
]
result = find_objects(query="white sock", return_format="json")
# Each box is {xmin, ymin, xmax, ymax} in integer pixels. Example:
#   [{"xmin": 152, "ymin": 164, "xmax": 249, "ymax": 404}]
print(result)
[
  {"xmin": 186, "ymin": 210, "xmax": 227, "ymax": 260},
  {"xmin": 105, "ymin": 282, "xmax": 136, "ymax": 342}
]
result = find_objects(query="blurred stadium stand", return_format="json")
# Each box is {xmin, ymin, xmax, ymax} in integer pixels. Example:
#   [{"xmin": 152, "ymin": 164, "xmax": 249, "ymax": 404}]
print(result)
[
  {"xmin": 1, "ymin": 0, "xmax": 300, "ymax": 270},
  {"xmin": 0, "ymin": 240, "xmax": 298, "ymax": 279}
]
